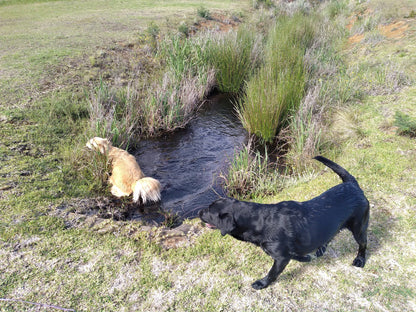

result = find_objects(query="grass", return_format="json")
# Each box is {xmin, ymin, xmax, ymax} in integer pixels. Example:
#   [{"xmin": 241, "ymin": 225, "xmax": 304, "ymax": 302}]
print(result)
[
  {"xmin": 394, "ymin": 111, "xmax": 416, "ymax": 137},
  {"xmin": 237, "ymin": 12, "xmax": 316, "ymax": 143},
  {"xmin": 220, "ymin": 143, "xmax": 284, "ymax": 200},
  {"xmin": 0, "ymin": 0, "xmax": 246, "ymax": 108},
  {"xmin": 206, "ymin": 26, "xmax": 260, "ymax": 93},
  {"xmin": 1, "ymin": 0, "xmax": 416, "ymax": 311}
]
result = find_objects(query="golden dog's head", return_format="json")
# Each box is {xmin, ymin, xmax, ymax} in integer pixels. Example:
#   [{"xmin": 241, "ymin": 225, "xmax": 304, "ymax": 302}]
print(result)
[{"xmin": 86, "ymin": 137, "xmax": 111, "ymax": 154}]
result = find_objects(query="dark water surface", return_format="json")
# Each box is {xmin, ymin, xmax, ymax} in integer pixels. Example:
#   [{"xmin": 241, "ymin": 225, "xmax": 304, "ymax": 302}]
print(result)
[{"xmin": 133, "ymin": 93, "xmax": 247, "ymax": 219}]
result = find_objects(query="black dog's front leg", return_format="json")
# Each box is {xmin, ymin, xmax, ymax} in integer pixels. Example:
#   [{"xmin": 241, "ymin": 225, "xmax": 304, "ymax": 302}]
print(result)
[{"xmin": 252, "ymin": 258, "xmax": 290, "ymax": 290}]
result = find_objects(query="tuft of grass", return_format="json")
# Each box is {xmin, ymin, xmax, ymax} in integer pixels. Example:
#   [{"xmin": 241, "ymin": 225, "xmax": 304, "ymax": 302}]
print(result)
[
  {"xmin": 142, "ymin": 70, "xmax": 214, "ymax": 136},
  {"xmin": 394, "ymin": 111, "xmax": 416, "ymax": 137},
  {"xmin": 252, "ymin": 0, "xmax": 274, "ymax": 10},
  {"xmin": 159, "ymin": 35, "xmax": 210, "ymax": 83},
  {"xmin": 221, "ymin": 142, "xmax": 284, "ymax": 200},
  {"xmin": 237, "ymin": 13, "xmax": 315, "ymax": 143},
  {"xmin": 237, "ymin": 64, "xmax": 304, "ymax": 143},
  {"xmin": 285, "ymin": 86, "xmax": 324, "ymax": 172},
  {"xmin": 87, "ymin": 80, "xmax": 140, "ymax": 149},
  {"xmin": 325, "ymin": 0, "xmax": 348, "ymax": 19},
  {"xmin": 197, "ymin": 6, "xmax": 211, "ymax": 19},
  {"xmin": 145, "ymin": 21, "xmax": 160, "ymax": 52},
  {"xmin": 178, "ymin": 21, "xmax": 189, "ymax": 37},
  {"xmin": 205, "ymin": 26, "xmax": 260, "ymax": 93}
]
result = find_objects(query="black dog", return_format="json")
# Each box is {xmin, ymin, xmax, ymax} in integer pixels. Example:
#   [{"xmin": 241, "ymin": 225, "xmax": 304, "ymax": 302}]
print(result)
[{"xmin": 199, "ymin": 156, "xmax": 369, "ymax": 290}]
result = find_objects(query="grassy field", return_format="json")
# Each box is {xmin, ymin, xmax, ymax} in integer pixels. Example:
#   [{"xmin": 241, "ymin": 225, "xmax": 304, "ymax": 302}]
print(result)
[{"xmin": 1, "ymin": 0, "xmax": 416, "ymax": 311}]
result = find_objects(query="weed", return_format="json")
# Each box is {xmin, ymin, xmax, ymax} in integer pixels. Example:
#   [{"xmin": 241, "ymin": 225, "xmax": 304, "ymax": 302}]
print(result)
[
  {"xmin": 178, "ymin": 21, "xmax": 189, "ymax": 37},
  {"xmin": 394, "ymin": 111, "xmax": 416, "ymax": 137},
  {"xmin": 145, "ymin": 21, "xmax": 160, "ymax": 52},
  {"xmin": 197, "ymin": 6, "xmax": 211, "ymax": 19},
  {"xmin": 159, "ymin": 208, "xmax": 181, "ymax": 228}
]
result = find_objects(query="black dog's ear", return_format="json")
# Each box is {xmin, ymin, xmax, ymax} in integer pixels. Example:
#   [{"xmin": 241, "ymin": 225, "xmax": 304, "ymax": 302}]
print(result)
[{"xmin": 219, "ymin": 213, "xmax": 235, "ymax": 236}]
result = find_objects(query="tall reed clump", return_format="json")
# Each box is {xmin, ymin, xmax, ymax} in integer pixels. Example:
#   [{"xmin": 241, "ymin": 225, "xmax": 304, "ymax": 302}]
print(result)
[
  {"xmin": 285, "ymin": 2, "xmax": 357, "ymax": 171},
  {"xmin": 237, "ymin": 13, "xmax": 316, "ymax": 144},
  {"xmin": 88, "ymin": 35, "xmax": 216, "ymax": 144},
  {"xmin": 142, "ymin": 69, "xmax": 215, "ymax": 136},
  {"xmin": 205, "ymin": 26, "xmax": 260, "ymax": 93},
  {"xmin": 145, "ymin": 35, "xmax": 216, "ymax": 135},
  {"xmin": 88, "ymin": 80, "xmax": 141, "ymax": 150},
  {"xmin": 284, "ymin": 85, "xmax": 325, "ymax": 172}
]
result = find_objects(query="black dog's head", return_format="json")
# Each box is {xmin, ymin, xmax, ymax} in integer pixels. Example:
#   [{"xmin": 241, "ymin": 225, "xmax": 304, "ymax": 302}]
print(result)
[{"xmin": 199, "ymin": 198, "xmax": 236, "ymax": 236}]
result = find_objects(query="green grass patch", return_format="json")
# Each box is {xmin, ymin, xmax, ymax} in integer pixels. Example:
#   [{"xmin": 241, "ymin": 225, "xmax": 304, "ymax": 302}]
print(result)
[
  {"xmin": 221, "ymin": 143, "xmax": 285, "ymax": 200},
  {"xmin": 237, "ymin": 12, "xmax": 316, "ymax": 143},
  {"xmin": 205, "ymin": 26, "xmax": 259, "ymax": 93},
  {"xmin": 394, "ymin": 111, "xmax": 416, "ymax": 137}
]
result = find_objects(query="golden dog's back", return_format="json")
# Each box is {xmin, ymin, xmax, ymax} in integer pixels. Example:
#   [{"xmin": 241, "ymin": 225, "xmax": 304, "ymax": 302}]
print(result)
[{"xmin": 108, "ymin": 147, "xmax": 144, "ymax": 195}]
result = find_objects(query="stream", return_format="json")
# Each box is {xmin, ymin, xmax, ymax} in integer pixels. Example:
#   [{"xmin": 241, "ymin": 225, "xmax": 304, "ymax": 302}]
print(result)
[{"xmin": 131, "ymin": 93, "xmax": 247, "ymax": 220}]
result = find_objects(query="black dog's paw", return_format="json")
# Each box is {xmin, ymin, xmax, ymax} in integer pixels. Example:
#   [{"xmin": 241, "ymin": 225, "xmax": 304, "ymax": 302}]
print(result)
[
  {"xmin": 315, "ymin": 244, "xmax": 327, "ymax": 258},
  {"xmin": 352, "ymin": 256, "xmax": 366, "ymax": 268},
  {"xmin": 252, "ymin": 279, "xmax": 269, "ymax": 290}
]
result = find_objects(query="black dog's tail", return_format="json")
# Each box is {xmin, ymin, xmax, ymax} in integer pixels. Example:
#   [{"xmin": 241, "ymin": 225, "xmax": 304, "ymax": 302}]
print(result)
[{"xmin": 314, "ymin": 156, "xmax": 357, "ymax": 184}]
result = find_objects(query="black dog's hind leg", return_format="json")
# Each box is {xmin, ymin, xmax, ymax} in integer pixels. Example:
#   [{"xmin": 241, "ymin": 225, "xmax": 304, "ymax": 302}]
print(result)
[
  {"xmin": 351, "ymin": 208, "xmax": 369, "ymax": 267},
  {"xmin": 352, "ymin": 228, "xmax": 367, "ymax": 267},
  {"xmin": 315, "ymin": 243, "xmax": 328, "ymax": 258},
  {"xmin": 252, "ymin": 258, "xmax": 290, "ymax": 290}
]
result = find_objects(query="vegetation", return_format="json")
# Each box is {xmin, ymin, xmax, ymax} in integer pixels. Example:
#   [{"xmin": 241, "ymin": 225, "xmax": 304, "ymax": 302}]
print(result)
[
  {"xmin": 1, "ymin": 0, "xmax": 416, "ymax": 311},
  {"xmin": 197, "ymin": 6, "xmax": 211, "ymax": 19},
  {"xmin": 237, "ymin": 13, "xmax": 315, "ymax": 144},
  {"xmin": 206, "ymin": 26, "xmax": 260, "ymax": 93},
  {"xmin": 394, "ymin": 111, "xmax": 416, "ymax": 137}
]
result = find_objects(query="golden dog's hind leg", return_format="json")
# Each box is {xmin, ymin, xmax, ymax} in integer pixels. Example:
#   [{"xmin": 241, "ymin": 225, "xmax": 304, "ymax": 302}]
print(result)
[{"xmin": 111, "ymin": 185, "xmax": 130, "ymax": 198}]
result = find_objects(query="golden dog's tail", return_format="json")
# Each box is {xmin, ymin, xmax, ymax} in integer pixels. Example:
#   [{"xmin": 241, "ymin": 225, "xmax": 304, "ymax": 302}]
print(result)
[{"xmin": 132, "ymin": 177, "xmax": 161, "ymax": 204}]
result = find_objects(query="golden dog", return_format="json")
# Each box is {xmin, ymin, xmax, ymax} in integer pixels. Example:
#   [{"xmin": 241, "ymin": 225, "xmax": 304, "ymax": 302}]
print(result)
[{"xmin": 86, "ymin": 137, "xmax": 161, "ymax": 204}]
